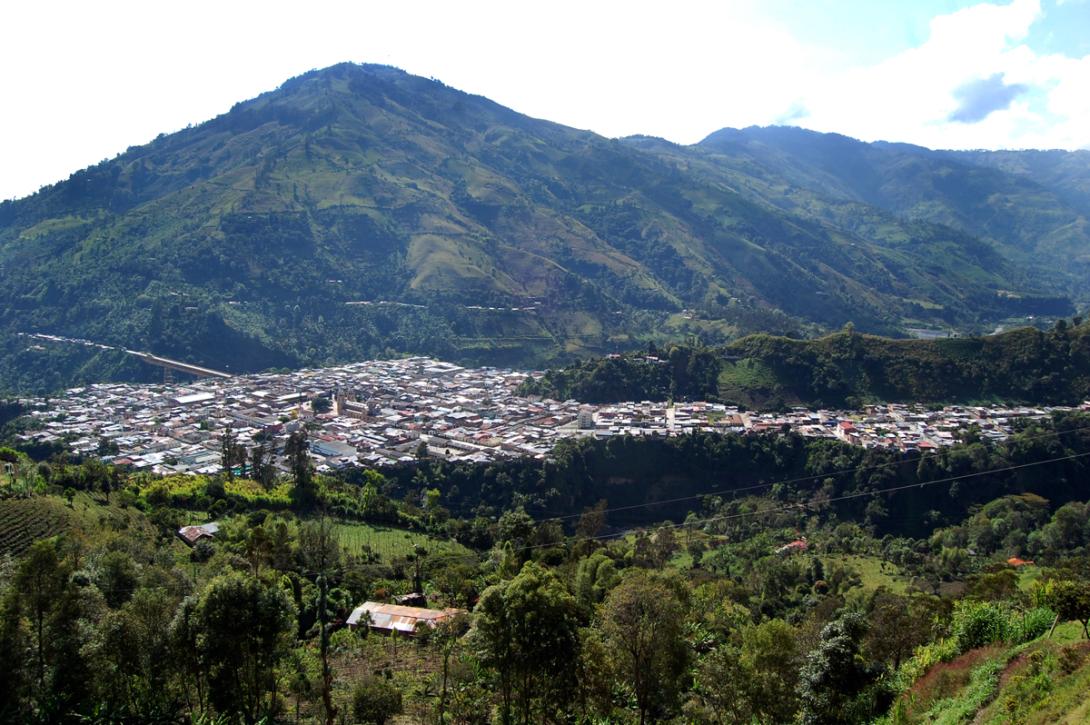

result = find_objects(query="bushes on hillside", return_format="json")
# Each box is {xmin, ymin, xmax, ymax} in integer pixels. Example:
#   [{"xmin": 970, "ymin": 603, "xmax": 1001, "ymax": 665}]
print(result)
[{"xmin": 951, "ymin": 600, "xmax": 1055, "ymax": 652}]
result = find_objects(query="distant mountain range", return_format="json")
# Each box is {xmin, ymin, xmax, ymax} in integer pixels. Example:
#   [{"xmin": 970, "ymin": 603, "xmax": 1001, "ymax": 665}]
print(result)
[{"xmin": 1, "ymin": 62, "xmax": 1088, "ymax": 393}]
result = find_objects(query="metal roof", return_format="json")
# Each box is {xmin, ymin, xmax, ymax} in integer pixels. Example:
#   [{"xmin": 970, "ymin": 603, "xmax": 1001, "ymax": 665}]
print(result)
[{"xmin": 347, "ymin": 601, "xmax": 465, "ymax": 633}]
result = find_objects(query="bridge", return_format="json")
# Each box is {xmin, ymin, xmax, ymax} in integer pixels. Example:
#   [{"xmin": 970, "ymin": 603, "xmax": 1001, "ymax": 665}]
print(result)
[
  {"xmin": 128, "ymin": 352, "xmax": 232, "ymax": 380},
  {"xmin": 22, "ymin": 333, "xmax": 233, "ymax": 382}
]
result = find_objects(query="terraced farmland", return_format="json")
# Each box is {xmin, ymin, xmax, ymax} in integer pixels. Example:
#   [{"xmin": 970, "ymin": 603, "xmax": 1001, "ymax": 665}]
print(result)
[{"xmin": 0, "ymin": 497, "xmax": 73, "ymax": 556}]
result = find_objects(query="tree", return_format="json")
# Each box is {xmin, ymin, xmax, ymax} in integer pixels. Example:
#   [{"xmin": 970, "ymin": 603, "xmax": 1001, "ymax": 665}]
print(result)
[
  {"xmin": 688, "ymin": 644, "xmax": 755, "ymax": 723},
  {"xmin": 431, "ymin": 562, "xmax": 478, "ymax": 610},
  {"xmin": 688, "ymin": 620, "xmax": 802, "ymax": 723},
  {"xmin": 434, "ymin": 612, "xmax": 470, "ymax": 724},
  {"xmin": 15, "ymin": 539, "xmax": 69, "ymax": 694},
  {"xmin": 864, "ymin": 590, "xmax": 942, "ymax": 669},
  {"xmin": 574, "ymin": 551, "xmax": 619, "ymax": 611},
  {"xmin": 600, "ymin": 571, "xmax": 689, "ymax": 724},
  {"xmin": 495, "ymin": 507, "xmax": 535, "ymax": 561},
  {"xmin": 1050, "ymin": 579, "xmax": 1090, "ymax": 639},
  {"xmin": 251, "ymin": 440, "xmax": 276, "ymax": 490},
  {"xmin": 286, "ymin": 429, "xmax": 316, "ymax": 509},
  {"xmin": 8, "ymin": 538, "xmax": 100, "ymax": 717},
  {"xmin": 97, "ymin": 437, "xmax": 120, "ymax": 457},
  {"xmin": 798, "ymin": 612, "xmax": 880, "ymax": 725},
  {"xmin": 95, "ymin": 549, "xmax": 140, "ymax": 608},
  {"xmin": 473, "ymin": 561, "xmax": 580, "ymax": 724},
  {"xmin": 191, "ymin": 574, "xmax": 297, "ymax": 722},
  {"xmin": 220, "ymin": 425, "xmax": 245, "ymax": 482},
  {"xmin": 652, "ymin": 524, "xmax": 679, "ymax": 566},
  {"xmin": 0, "ymin": 587, "xmax": 31, "ymax": 721},
  {"xmin": 169, "ymin": 596, "xmax": 208, "ymax": 716},
  {"xmin": 92, "ymin": 588, "xmax": 183, "ymax": 720},
  {"xmin": 299, "ymin": 517, "xmax": 342, "ymax": 724},
  {"xmin": 573, "ymin": 499, "xmax": 608, "ymax": 556}
]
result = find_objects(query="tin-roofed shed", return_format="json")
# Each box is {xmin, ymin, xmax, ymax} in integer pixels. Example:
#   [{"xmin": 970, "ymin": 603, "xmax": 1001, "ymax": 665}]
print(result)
[
  {"xmin": 177, "ymin": 522, "xmax": 220, "ymax": 546},
  {"xmin": 346, "ymin": 602, "xmax": 465, "ymax": 635}
]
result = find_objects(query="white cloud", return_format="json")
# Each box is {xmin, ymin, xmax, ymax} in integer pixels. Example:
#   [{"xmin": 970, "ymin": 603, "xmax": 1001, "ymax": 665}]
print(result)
[{"xmin": 792, "ymin": 0, "xmax": 1090, "ymax": 150}]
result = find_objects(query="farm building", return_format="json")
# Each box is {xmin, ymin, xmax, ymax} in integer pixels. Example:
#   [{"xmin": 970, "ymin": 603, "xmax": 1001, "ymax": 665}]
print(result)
[
  {"xmin": 776, "ymin": 538, "xmax": 808, "ymax": 555},
  {"xmin": 347, "ymin": 601, "xmax": 465, "ymax": 635},
  {"xmin": 177, "ymin": 522, "xmax": 220, "ymax": 546}
]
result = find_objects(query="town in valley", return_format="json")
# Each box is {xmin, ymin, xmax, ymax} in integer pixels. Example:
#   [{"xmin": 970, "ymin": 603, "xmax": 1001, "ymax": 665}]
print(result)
[{"xmin": 15, "ymin": 356, "xmax": 1085, "ymax": 476}]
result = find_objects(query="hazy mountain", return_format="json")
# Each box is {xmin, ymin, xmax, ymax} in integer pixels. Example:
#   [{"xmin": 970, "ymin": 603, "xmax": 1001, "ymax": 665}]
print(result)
[
  {"xmin": 0, "ymin": 63, "xmax": 1084, "ymax": 392},
  {"xmin": 697, "ymin": 126, "xmax": 1090, "ymax": 272}
]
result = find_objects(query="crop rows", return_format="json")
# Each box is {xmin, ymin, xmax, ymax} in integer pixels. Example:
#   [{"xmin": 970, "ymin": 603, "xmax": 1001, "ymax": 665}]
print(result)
[{"xmin": 0, "ymin": 498, "xmax": 72, "ymax": 557}]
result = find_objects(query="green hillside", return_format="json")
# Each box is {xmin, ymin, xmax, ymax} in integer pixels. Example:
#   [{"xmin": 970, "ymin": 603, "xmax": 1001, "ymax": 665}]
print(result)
[
  {"xmin": 880, "ymin": 621, "xmax": 1090, "ymax": 725},
  {"xmin": 0, "ymin": 64, "xmax": 1085, "ymax": 393},
  {"xmin": 5, "ymin": 416, "xmax": 1090, "ymax": 723},
  {"xmin": 697, "ymin": 126, "xmax": 1090, "ymax": 272},
  {"xmin": 522, "ymin": 321, "xmax": 1090, "ymax": 408}
]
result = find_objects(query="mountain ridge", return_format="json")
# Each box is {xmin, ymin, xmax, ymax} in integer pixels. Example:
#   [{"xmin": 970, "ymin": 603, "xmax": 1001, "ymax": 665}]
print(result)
[{"xmin": 0, "ymin": 62, "xmax": 1086, "ymax": 393}]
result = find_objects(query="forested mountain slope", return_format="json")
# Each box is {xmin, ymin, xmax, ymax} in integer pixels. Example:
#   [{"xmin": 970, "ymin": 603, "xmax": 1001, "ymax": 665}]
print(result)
[
  {"xmin": 697, "ymin": 126, "xmax": 1090, "ymax": 274},
  {"xmin": 522, "ymin": 321, "xmax": 1090, "ymax": 409},
  {"xmin": 0, "ymin": 63, "xmax": 1085, "ymax": 392}
]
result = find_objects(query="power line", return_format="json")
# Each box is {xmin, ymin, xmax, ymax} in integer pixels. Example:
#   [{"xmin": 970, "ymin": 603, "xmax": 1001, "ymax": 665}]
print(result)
[
  {"xmin": 415, "ymin": 445, "xmax": 1090, "ymax": 568},
  {"xmin": 25, "ymin": 425, "xmax": 1090, "ymax": 589},
  {"xmin": 528, "ymin": 420, "xmax": 1090, "ymax": 525},
  {"xmin": 34, "ymin": 446, "xmax": 1090, "ymax": 597}
]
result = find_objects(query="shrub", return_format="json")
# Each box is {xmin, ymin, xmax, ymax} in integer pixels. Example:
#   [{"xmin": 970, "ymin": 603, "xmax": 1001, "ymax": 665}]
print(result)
[
  {"xmin": 351, "ymin": 676, "xmax": 402, "ymax": 724},
  {"xmin": 1058, "ymin": 645, "xmax": 1086, "ymax": 675},
  {"xmin": 951, "ymin": 600, "xmax": 1010, "ymax": 651},
  {"xmin": 1009, "ymin": 607, "xmax": 1056, "ymax": 644},
  {"xmin": 190, "ymin": 538, "xmax": 214, "ymax": 563},
  {"xmin": 895, "ymin": 636, "xmax": 960, "ymax": 689}
]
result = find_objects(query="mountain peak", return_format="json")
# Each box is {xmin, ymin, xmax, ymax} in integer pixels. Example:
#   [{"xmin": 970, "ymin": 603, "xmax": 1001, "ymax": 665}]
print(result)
[{"xmin": 0, "ymin": 66, "xmax": 1087, "ymax": 393}]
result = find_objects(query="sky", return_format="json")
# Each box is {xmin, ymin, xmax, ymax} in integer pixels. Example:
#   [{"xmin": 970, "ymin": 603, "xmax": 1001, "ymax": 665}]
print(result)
[{"xmin": 2, "ymin": 0, "xmax": 1089, "ymax": 202}]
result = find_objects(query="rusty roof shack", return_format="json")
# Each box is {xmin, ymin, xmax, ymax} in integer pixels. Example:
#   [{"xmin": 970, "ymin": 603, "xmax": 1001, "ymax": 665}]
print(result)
[
  {"xmin": 176, "ymin": 522, "xmax": 220, "ymax": 547},
  {"xmin": 347, "ymin": 601, "xmax": 466, "ymax": 636}
]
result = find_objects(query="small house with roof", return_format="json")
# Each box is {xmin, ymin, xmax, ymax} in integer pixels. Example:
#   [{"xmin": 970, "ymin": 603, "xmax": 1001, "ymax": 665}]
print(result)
[
  {"xmin": 346, "ymin": 601, "xmax": 465, "ymax": 636},
  {"xmin": 177, "ymin": 522, "xmax": 220, "ymax": 546}
]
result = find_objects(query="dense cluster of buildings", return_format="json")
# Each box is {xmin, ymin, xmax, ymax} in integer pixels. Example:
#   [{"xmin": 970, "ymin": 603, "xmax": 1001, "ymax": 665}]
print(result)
[{"xmin": 16, "ymin": 357, "xmax": 1085, "ymax": 476}]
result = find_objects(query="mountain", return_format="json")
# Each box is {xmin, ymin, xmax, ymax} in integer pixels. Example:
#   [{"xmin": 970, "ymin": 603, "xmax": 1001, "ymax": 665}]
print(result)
[
  {"xmin": 0, "ymin": 63, "xmax": 1086, "ymax": 393},
  {"xmin": 695, "ymin": 125, "xmax": 1090, "ymax": 282}
]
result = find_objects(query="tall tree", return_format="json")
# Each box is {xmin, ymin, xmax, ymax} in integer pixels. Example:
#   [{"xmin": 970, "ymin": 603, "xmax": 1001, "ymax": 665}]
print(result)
[
  {"xmin": 192, "ymin": 573, "xmax": 297, "ymax": 722},
  {"xmin": 0, "ymin": 588, "xmax": 31, "ymax": 721},
  {"xmin": 286, "ymin": 428, "xmax": 316, "ymax": 509},
  {"xmin": 14, "ymin": 539, "xmax": 70, "ymax": 697},
  {"xmin": 220, "ymin": 425, "xmax": 241, "ymax": 482},
  {"xmin": 299, "ymin": 517, "xmax": 342, "ymax": 724},
  {"xmin": 600, "ymin": 570, "xmax": 689, "ymax": 724},
  {"xmin": 473, "ymin": 561, "xmax": 580, "ymax": 724},
  {"xmin": 434, "ymin": 612, "xmax": 470, "ymax": 725}
]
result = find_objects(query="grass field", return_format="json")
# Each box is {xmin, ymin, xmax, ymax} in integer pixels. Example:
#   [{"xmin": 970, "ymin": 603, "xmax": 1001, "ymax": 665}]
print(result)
[
  {"xmin": 831, "ymin": 553, "xmax": 909, "ymax": 594},
  {"xmin": 332, "ymin": 521, "xmax": 473, "ymax": 562}
]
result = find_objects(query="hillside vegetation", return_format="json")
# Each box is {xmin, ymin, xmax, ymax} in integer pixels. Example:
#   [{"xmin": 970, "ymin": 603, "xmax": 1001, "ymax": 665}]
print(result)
[
  {"xmin": 1, "ymin": 63, "xmax": 1088, "ymax": 392},
  {"xmin": 3, "ymin": 412, "xmax": 1090, "ymax": 722},
  {"xmin": 522, "ymin": 320, "xmax": 1090, "ymax": 408}
]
